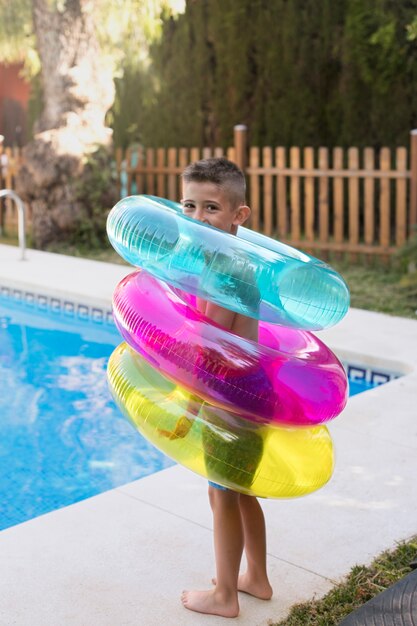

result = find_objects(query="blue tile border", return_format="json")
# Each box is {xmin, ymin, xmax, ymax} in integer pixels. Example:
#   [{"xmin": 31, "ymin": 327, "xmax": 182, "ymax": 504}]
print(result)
[
  {"xmin": 343, "ymin": 362, "xmax": 402, "ymax": 386},
  {"xmin": 0, "ymin": 284, "xmax": 114, "ymax": 326}
]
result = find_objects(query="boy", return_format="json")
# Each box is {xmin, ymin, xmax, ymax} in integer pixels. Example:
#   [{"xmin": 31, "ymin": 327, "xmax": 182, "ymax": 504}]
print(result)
[{"xmin": 166, "ymin": 157, "xmax": 273, "ymax": 618}]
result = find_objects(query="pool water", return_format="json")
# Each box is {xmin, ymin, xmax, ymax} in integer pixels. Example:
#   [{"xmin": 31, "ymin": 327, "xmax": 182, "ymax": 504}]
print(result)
[
  {"xmin": 0, "ymin": 293, "xmax": 385, "ymax": 532},
  {"xmin": 0, "ymin": 295, "xmax": 174, "ymax": 532},
  {"xmin": 348, "ymin": 379, "xmax": 377, "ymax": 396}
]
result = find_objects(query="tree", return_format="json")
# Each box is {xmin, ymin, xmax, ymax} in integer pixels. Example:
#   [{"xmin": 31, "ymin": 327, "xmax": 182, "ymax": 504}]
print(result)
[
  {"xmin": 0, "ymin": 0, "xmax": 183, "ymax": 247},
  {"xmin": 341, "ymin": 0, "xmax": 417, "ymax": 147},
  {"xmin": 13, "ymin": 0, "xmax": 115, "ymax": 247},
  {"xmin": 132, "ymin": 0, "xmax": 417, "ymax": 149}
]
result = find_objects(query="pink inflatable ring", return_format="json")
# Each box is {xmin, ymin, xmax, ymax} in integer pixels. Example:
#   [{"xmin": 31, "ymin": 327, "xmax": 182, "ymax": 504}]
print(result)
[{"xmin": 112, "ymin": 270, "xmax": 348, "ymax": 426}]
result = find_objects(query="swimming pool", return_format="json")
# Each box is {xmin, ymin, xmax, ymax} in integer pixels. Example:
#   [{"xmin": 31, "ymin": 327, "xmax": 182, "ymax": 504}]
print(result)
[
  {"xmin": 0, "ymin": 291, "xmax": 175, "ymax": 532},
  {"xmin": 0, "ymin": 289, "xmax": 398, "ymax": 532}
]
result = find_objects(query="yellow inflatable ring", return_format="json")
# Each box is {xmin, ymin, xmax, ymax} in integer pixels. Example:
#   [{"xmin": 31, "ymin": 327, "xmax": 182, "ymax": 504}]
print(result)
[{"xmin": 108, "ymin": 343, "xmax": 335, "ymax": 499}]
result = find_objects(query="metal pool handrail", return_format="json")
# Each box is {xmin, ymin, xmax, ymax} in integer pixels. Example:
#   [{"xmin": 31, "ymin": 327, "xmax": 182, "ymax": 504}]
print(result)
[{"xmin": 0, "ymin": 189, "xmax": 26, "ymax": 261}]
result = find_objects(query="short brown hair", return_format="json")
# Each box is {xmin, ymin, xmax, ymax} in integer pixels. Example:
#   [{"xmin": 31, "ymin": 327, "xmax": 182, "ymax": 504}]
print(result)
[{"xmin": 182, "ymin": 157, "xmax": 246, "ymax": 207}]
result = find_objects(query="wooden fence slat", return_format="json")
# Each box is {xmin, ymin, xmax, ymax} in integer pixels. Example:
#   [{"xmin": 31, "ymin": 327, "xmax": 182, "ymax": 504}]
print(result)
[
  {"xmin": 379, "ymin": 147, "xmax": 391, "ymax": 249},
  {"xmin": 333, "ymin": 147, "xmax": 344, "ymax": 247},
  {"xmin": 134, "ymin": 146, "xmax": 144, "ymax": 195},
  {"xmin": 190, "ymin": 147, "xmax": 200, "ymax": 164},
  {"xmin": 227, "ymin": 147, "xmax": 235, "ymax": 162},
  {"xmin": 395, "ymin": 147, "xmax": 407, "ymax": 246},
  {"xmin": 157, "ymin": 148, "xmax": 165, "ymax": 197},
  {"xmin": 304, "ymin": 147, "xmax": 314, "ymax": 242},
  {"xmin": 263, "ymin": 147, "xmax": 273, "ymax": 236},
  {"xmin": 178, "ymin": 148, "xmax": 188, "ymax": 199},
  {"xmin": 318, "ymin": 147, "xmax": 329, "ymax": 246},
  {"xmin": 276, "ymin": 147, "xmax": 287, "ymax": 237},
  {"xmin": 214, "ymin": 147, "xmax": 224, "ymax": 158},
  {"xmin": 146, "ymin": 148, "xmax": 155, "ymax": 195},
  {"xmin": 290, "ymin": 147, "xmax": 300, "ymax": 241},
  {"xmin": 234, "ymin": 125, "xmax": 247, "ymax": 170},
  {"xmin": 364, "ymin": 148, "xmax": 375, "ymax": 247},
  {"xmin": 249, "ymin": 147, "xmax": 260, "ymax": 231},
  {"xmin": 202, "ymin": 147, "xmax": 212, "ymax": 159},
  {"xmin": 167, "ymin": 148, "xmax": 177, "ymax": 200},
  {"xmin": 348, "ymin": 147, "xmax": 359, "ymax": 261}
]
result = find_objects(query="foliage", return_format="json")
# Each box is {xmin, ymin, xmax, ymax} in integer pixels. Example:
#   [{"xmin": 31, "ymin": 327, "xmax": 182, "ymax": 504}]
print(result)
[
  {"xmin": 119, "ymin": 0, "xmax": 417, "ymax": 149},
  {"xmin": 272, "ymin": 536, "xmax": 417, "ymax": 626},
  {"xmin": 69, "ymin": 147, "xmax": 119, "ymax": 249},
  {"xmin": 109, "ymin": 63, "xmax": 156, "ymax": 149},
  {"xmin": 95, "ymin": 0, "xmax": 179, "ymax": 71},
  {"xmin": 0, "ymin": 0, "xmax": 182, "ymax": 74},
  {"xmin": 3, "ymin": 1, "xmax": 416, "ymax": 150},
  {"xmin": 0, "ymin": 0, "xmax": 33, "ymax": 67},
  {"xmin": 339, "ymin": 0, "xmax": 417, "ymax": 147}
]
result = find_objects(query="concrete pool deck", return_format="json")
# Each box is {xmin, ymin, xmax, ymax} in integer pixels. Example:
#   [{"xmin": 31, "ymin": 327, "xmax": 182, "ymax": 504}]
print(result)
[{"xmin": 1, "ymin": 243, "xmax": 416, "ymax": 626}]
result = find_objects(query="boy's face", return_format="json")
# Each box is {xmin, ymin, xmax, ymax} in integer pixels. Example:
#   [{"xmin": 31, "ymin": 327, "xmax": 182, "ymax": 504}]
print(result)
[{"xmin": 181, "ymin": 181, "xmax": 250, "ymax": 234}]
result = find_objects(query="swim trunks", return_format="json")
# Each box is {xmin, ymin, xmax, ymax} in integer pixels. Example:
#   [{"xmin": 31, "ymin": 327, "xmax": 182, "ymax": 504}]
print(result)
[
  {"xmin": 202, "ymin": 407, "xmax": 264, "ymax": 492},
  {"xmin": 208, "ymin": 480, "xmax": 229, "ymax": 491}
]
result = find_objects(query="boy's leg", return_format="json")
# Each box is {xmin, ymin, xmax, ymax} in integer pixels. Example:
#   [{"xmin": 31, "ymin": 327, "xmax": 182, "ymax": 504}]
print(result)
[
  {"xmin": 211, "ymin": 494, "xmax": 273, "ymax": 600},
  {"xmin": 238, "ymin": 494, "xmax": 273, "ymax": 599},
  {"xmin": 181, "ymin": 485, "xmax": 242, "ymax": 617}
]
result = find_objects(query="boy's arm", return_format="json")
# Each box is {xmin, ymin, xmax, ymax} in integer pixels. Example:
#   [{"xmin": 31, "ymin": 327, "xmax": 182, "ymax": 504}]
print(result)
[
  {"xmin": 158, "ymin": 393, "xmax": 201, "ymax": 440},
  {"xmin": 204, "ymin": 301, "xmax": 236, "ymax": 329},
  {"xmin": 158, "ymin": 302, "xmax": 236, "ymax": 440}
]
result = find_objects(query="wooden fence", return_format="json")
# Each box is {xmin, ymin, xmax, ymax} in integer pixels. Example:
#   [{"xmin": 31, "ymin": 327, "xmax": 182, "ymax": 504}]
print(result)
[
  {"xmin": 2, "ymin": 127, "xmax": 417, "ymax": 260},
  {"xmin": 117, "ymin": 126, "xmax": 417, "ymax": 260}
]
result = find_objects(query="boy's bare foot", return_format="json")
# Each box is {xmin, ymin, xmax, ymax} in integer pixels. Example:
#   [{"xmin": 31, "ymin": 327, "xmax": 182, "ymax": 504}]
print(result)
[
  {"xmin": 181, "ymin": 589, "xmax": 239, "ymax": 618},
  {"xmin": 212, "ymin": 573, "xmax": 273, "ymax": 600}
]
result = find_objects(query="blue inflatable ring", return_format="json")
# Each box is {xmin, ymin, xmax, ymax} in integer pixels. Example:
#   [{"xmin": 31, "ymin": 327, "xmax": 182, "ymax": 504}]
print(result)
[{"xmin": 107, "ymin": 195, "xmax": 349, "ymax": 329}]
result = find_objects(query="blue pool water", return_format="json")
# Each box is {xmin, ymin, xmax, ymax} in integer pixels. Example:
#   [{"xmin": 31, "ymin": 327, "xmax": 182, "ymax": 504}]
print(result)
[
  {"xmin": 0, "ymin": 292, "xmax": 387, "ymax": 532},
  {"xmin": 0, "ymin": 294, "xmax": 174, "ymax": 532},
  {"xmin": 348, "ymin": 379, "xmax": 377, "ymax": 396}
]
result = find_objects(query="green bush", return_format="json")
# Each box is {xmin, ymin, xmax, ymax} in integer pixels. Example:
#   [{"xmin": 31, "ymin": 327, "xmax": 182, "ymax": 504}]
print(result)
[
  {"xmin": 394, "ymin": 229, "xmax": 417, "ymax": 274},
  {"xmin": 71, "ymin": 146, "xmax": 119, "ymax": 249}
]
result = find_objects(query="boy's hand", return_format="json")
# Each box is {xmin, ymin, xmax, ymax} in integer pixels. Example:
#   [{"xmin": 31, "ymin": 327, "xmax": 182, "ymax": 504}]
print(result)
[{"xmin": 158, "ymin": 415, "xmax": 194, "ymax": 440}]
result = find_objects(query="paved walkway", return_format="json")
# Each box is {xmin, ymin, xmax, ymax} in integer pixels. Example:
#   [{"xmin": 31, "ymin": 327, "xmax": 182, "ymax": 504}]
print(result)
[{"xmin": 1, "ymin": 244, "xmax": 416, "ymax": 625}]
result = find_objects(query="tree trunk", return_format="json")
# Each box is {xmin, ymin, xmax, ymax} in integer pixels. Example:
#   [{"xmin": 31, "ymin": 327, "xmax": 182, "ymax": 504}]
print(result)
[{"xmin": 16, "ymin": 0, "xmax": 115, "ymax": 248}]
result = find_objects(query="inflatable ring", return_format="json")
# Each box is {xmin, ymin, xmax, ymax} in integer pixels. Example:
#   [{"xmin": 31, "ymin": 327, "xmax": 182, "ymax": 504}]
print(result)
[
  {"xmin": 107, "ymin": 195, "xmax": 350, "ymax": 330},
  {"xmin": 107, "ymin": 194, "xmax": 349, "ymax": 497},
  {"xmin": 112, "ymin": 270, "xmax": 348, "ymax": 426},
  {"xmin": 108, "ymin": 343, "xmax": 335, "ymax": 498}
]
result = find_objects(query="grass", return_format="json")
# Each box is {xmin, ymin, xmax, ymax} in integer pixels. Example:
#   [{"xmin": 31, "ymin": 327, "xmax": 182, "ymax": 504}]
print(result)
[
  {"xmin": 329, "ymin": 258, "xmax": 417, "ymax": 319},
  {"xmin": 271, "ymin": 537, "xmax": 417, "ymax": 626}
]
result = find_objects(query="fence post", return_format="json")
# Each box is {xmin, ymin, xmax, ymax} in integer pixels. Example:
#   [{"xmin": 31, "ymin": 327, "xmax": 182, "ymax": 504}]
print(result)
[
  {"xmin": 410, "ymin": 129, "xmax": 417, "ymax": 234},
  {"xmin": 234, "ymin": 124, "xmax": 247, "ymax": 173}
]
